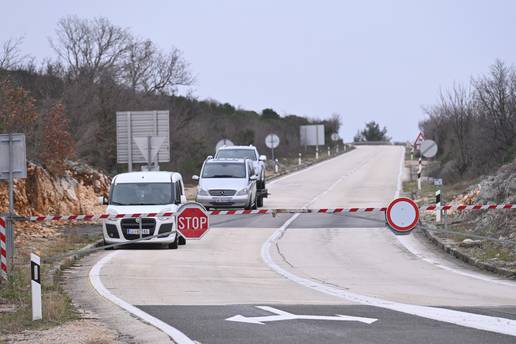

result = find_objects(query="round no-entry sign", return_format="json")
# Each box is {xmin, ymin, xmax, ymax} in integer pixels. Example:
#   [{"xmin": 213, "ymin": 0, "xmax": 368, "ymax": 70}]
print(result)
[
  {"xmin": 177, "ymin": 202, "xmax": 209, "ymax": 239},
  {"xmin": 385, "ymin": 198, "xmax": 419, "ymax": 234}
]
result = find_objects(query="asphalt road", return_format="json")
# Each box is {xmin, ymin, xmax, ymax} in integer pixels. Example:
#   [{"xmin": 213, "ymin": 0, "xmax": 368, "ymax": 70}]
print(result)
[{"xmin": 93, "ymin": 146, "xmax": 516, "ymax": 344}]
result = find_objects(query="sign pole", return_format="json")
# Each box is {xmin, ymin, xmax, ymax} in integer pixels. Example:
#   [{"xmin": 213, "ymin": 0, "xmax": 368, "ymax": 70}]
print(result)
[
  {"xmin": 7, "ymin": 134, "xmax": 14, "ymax": 272},
  {"xmin": 31, "ymin": 253, "xmax": 42, "ymax": 320},
  {"xmin": 127, "ymin": 112, "xmax": 133, "ymax": 172}
]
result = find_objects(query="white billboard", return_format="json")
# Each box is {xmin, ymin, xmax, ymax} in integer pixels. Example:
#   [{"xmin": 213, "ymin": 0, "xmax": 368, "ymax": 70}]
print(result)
[
  {"xmin": 300, "ymin": 125, "xmax": 325, "ymax": 146},
  {"xmin": 116, "ymin": 111, "xmax": 170, "ymax": 166}
]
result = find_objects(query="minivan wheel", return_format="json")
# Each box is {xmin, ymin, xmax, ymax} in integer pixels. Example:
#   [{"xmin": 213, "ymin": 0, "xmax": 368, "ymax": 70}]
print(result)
[
  {"xmin": 168, "ymin": 235, "xmax": 179, "ymax": 249},
  {"xmin": 178, "ymin": 235, "xmax": 186, "ymax": 245},
  {"xmin": 257, "ymin": 196, "xmax": 263, "ymax": 208},
  {"xmin": 103, "ymin": 239, "xmax": 114, "ymax": 250}
]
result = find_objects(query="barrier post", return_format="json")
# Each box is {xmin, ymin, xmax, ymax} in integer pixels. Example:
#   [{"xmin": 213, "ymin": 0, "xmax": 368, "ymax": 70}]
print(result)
[
  {"xmin": 298, "ymin": 153, "xmax": 302, "ymax": 166},
  {"xmin": 31, "ymin": 253, "xmax": 42, "ymax": 320},
  {"xmin": 0, "ymin": 217, "xmax": 7, "ymax": 281},
  {"xmin": 417, "ymin": 157, "xmax": 422, "ymax": 191},
  {"xmin": 436, "ymin": 189, "xmax": 442, "ymax": 223},
  {"xmin": 327, "ymin": 146, "xmax": 331, "ymax": 157}
]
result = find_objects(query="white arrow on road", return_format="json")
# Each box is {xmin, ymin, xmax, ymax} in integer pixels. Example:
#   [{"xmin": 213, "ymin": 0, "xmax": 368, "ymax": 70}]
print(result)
[{"xmin": 225, "ymin": 306, "xmax": 378, "ymax": 325}]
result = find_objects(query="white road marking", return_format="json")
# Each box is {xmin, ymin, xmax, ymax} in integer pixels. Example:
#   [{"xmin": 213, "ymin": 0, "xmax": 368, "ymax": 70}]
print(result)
[
  {"xmin": 226, "ymin": 305, "xmax": 378, "ymax": 325},
  {"xmin": 89, "ymin": 251, "xmax": 196, "ymax": 344},
  {"xmin": 262, "ymin": 146, "xmax": 516, "ymax": 337}
]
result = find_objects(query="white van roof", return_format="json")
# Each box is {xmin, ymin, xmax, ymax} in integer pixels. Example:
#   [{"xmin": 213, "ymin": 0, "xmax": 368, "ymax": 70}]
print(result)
[{"xmin": 113, "ymin": 171, "xmax": 182, "ymax": 184}]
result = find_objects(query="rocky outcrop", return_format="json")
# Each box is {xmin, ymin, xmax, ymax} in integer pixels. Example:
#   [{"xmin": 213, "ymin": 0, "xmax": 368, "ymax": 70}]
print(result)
[{"xmin": 0, "ymin": 161, "xmax": 110, "ymax": 216}]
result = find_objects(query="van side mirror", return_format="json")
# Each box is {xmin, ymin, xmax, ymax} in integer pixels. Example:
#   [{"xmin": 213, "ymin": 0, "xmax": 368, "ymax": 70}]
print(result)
[
  {"xmin": 259, "ymin": 155, "xmax": 267, "ymax": 162},
  {"xmin": 207, "ymin": 155, "xmax": 213, "ymax": 160},
  {"xmin": 98, "ymin": 196, "xmax": 108, "ymax": 205},
  {"xmin": 249, "ymin": 175, "xmax": 258, "ymax": 181},
  {"xmin": 192, "ymin": 175, "xmax": 199, "ymax": 181}
]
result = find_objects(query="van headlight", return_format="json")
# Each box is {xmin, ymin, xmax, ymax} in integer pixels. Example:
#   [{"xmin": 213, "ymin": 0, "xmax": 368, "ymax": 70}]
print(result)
[
  {"xmin": 159, "ymin": 215, "xmax": 174, "ymax": 221},
  {"xmin": 236, "ymin": 188, "xmax": 248, "ymax": 196},
  {"xmin": 197, "ymin": 188, "xmax": 209, "ymax": 196}
]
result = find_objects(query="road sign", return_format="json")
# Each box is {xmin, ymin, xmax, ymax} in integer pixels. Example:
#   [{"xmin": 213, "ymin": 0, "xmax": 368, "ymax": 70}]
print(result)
[
  {"xmin": 0, "ymin": 133, "xmax": 26, "ymax": 179},
  {"xmin": 300, "ymin": 125, "xmax": 325, "ymax": 146},
  {"xmin": 216, "ymin": 138, "xmax": 234, "ymax": 151},
  {"xmin": 116, "ymin": 111, "xmax": 170, "ymax": 171},
  {"xmin": 177, "ymin": 203, "xmax": 209, "ymax": 239},
  {"xmin": 420, "ymin": 139, "xmax": 438, "ymax": 158},
  {"xmin": 226, "ymin": 306, "xmax": 377, "ymax": 325},
  {"xmin": 433, "ymin": 178, "xmax": 443, "ymax": 186},
  {"xmin": 133, "ymin": 136, "xmax": 167, "ymax": 166},
  {"xmin": 265, "ymin": 134, "xmax": 280, "ymax": 149},
  {"xmin": 413, "ymin": 132, "xmax": 424, "ymax": 150},
  {"xmin": 331, "ymin": 133, "xmax": 339, "ymax": 141},
  {"xmin": 385, "ymin": 198, "xmax": 420, "ymax": 234}
]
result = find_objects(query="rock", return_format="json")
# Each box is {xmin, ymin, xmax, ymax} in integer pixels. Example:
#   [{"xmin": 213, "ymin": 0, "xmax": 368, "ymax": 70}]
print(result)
[{"xmin": 459, "ymin": 238, "xmax": 483, "ymax": 248}]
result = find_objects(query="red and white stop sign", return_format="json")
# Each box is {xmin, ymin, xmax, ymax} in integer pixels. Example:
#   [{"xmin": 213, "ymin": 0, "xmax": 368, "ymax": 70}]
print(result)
[
  {"xmin": 385, "ymin": 197, "xmax": 419, "ymax": 234},
  {"xmin": 177, "ymin": 203, "xmax": 209, "ymax": 239}
]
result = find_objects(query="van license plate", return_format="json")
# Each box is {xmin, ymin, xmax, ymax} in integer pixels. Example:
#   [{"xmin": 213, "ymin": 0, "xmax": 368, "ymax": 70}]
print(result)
[
  {"xmin": 214, "ymin": 197, "xmax": 231, "ymax": 203},
  {"xmin": 127, "ymin": 228, "xmax": 150, "ymax": 235}
]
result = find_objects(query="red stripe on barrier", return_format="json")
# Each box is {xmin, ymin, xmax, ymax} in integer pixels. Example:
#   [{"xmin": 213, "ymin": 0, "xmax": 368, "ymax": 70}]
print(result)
[
  {"xmin": 457, "ymin": 205, "xmax": 467, "ymax": 210},
  {"xmin": 0, "ymin": 232, "xmax": 5, "ymax": 242},
  {"xmin": 334, "ymin": 208, "xmax": 344, "ymax": 213},
  {"xmin": 488, "ymin": 204, "xmax": 497, "ymax": 209},
  {"xmin": 426, "ymin": 205, "xmax": 437, "ymax": 210},
  {"xmin": 0, "ymin": 247, "xmax": 6, "ymax": 256},
  {"xmin": 227, "ymin": 210, "xmax": 237, "ymax": 215},
  {"xmin": 380, "ymin": 207, "xmax": 387, "ymax": 212},
  {"xmin": 318, "ymin": 209, "xmax": 328, "ymax": 213},
  {"xmin": 0, "ymin": 218, "xmax": 5, "ymax": 227},
  {"xmin": 365, "ymin": 208, "xmax": 374, "ymax": 212},
  {"xmin": 504, "ymin": 204, "xmax": 512, "ymax": 209},
  {"xmin": 473, "ymin": 205, "xmax": 482, "ymax": 210},
  {"xmin": 349, "ymin": 208, "xmax": 359, "ymax": 212},
  {"xmin": 442, "ymin": 205, "xmax": 452, "ymax": 210}
]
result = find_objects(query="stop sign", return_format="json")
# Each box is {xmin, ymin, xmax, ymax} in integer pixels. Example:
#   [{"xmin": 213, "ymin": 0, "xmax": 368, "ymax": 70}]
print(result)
[{"xmin": 177, "ymin": 203, "xmax": 209, "ymax": 239}]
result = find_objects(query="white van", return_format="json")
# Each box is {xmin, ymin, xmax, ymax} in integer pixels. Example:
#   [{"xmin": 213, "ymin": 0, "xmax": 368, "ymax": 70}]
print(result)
[{"xmin": 100, "ymin": 171, "xmax": 187, "ymax": 249}]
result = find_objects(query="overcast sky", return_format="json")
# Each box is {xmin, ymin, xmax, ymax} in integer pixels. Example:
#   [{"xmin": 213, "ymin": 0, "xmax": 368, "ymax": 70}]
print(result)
[{"xmin": 2, "ymin": 0, "xmax": 516, "ymax": 141}]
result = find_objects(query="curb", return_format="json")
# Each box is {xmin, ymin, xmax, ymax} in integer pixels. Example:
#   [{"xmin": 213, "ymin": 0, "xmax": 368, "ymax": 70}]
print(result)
[
  {"xmin": 419, "ymin": 223, "xmax": 516, "ymax": 279},
  {"xmin": 47, "ymin": 238, "xmax": 104, "ymax": 284}
]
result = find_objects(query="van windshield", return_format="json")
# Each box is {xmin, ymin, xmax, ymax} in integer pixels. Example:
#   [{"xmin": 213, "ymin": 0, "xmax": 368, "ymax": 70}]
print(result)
[
  {"xmin": 202, "ymin": 162, "xmax": 246, "ymax": 178},
  {"xmin": 110, "ymin": 183, "xmax": 174, "ymax": 205},
  {"xmin": 216, "ymin": 149, "xmax": 256, "ymax": 160}
]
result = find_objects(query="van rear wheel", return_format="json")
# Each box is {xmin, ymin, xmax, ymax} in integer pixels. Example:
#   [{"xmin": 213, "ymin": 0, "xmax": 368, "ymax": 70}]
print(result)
[{"xmin": 178, "ymin": 235, "xmax": 186, "ymax": 245}]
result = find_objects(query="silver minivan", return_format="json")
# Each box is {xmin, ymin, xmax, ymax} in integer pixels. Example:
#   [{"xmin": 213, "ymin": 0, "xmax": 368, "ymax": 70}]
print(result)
[{"xmin": 193, "ymin": 158, "xmax": 258, "ymax": 210}]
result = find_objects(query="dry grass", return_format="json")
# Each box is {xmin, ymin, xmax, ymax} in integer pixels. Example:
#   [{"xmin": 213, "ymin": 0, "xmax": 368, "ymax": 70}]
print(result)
[{"xmin": 0, "ymin": 225, "xmax": 101, "ymax": 336}]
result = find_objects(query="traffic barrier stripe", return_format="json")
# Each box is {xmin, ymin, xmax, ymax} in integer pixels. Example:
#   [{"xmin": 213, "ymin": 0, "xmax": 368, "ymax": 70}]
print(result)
[
  {"xmin": 17, "ymin": 203, "xmax": 516, "ymax": 222},
  {"xmin": 1, "ymin": 217, "xmax": 7, "ymax": 279}
]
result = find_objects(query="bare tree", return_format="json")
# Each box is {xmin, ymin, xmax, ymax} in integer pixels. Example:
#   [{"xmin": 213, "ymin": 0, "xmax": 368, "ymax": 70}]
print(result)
[
  {"xmin": 0, "ymin": 37, "xmax": 30, "ymax": 70},
  {"xmin": 473, "ymin": 60, "xmax": 516, "ymax": 151},
  {"xmin": 122, "ymin": 38, "xmax": 193, "ymax": 95},
  {"xmin": 50, "ymin": 16, "xmax": 130, "ymax": 81}
]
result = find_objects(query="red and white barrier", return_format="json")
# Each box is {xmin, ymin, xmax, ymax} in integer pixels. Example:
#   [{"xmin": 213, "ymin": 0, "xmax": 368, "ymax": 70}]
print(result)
[
  {"xmin": 18, "ymin": 203, "xmax": 516, "ymax": 222},
  {"xmin": 0, "ymin": 217, "xmax": 7, "ymax": 280}
]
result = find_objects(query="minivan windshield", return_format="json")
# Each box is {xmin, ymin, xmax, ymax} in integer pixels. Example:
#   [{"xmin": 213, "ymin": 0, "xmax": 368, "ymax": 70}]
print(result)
[
  {"xmin": 216, "ymin": 149, "xmax": 256, "ymax": 160},
  {"xmin": 110, "ymin": 183, "xmax": 174, "ymax": 205},
  {"xmin": 202, "ymin": 162, "xmax": 246, "ymax": 178}
]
